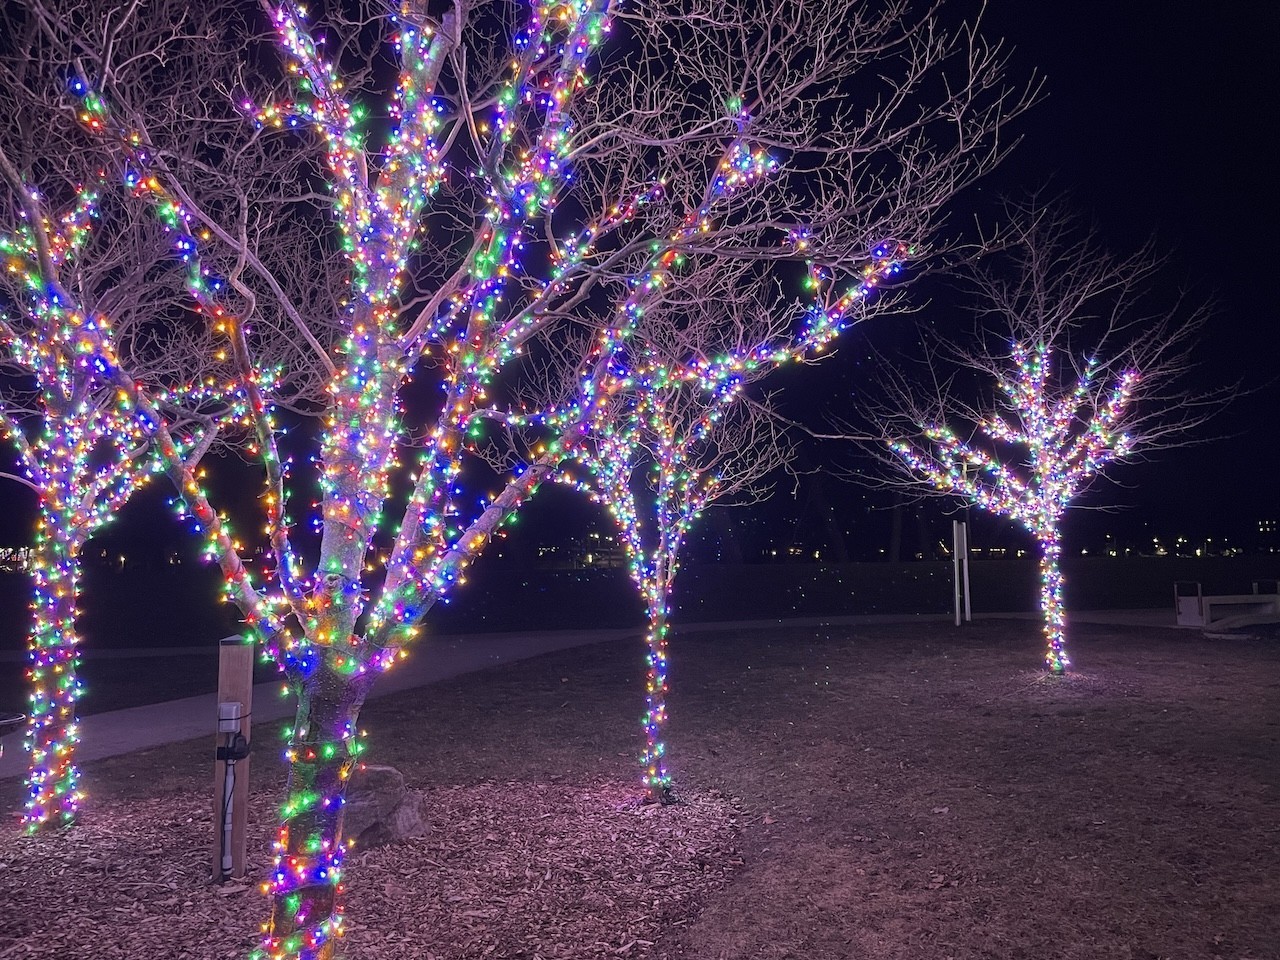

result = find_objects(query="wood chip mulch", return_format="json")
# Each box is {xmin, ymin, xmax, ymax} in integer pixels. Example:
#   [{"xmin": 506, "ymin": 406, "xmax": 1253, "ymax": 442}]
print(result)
[{"xmin": 0, "ymin": 781, "xmax": 742, "ymax": 960}]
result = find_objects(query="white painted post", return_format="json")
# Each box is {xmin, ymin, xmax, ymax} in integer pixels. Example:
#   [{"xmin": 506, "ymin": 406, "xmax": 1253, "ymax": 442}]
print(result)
[
  {"xmin": 953, "ymin": 520, "xmax": 963, "ymax": 626},
  {"xmin": 952, "ymin": 520, "xmax": 972, "ymax": 625}
]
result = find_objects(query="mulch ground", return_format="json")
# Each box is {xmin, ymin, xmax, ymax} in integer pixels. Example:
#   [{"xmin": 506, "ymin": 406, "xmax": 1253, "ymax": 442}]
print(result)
[{"xmin": 1, "ymin": 618, "xmax": 1278, "ymax": 960}]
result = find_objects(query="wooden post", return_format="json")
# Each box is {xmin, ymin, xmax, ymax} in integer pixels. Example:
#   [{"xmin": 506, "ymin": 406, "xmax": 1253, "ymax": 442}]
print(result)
[{"xmin": 212, "ymin": 636, "xmax": 254, "ymax": 883}]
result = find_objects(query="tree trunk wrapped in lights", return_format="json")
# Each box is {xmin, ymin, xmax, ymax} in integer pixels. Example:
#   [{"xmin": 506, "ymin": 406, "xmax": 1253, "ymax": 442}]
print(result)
[
  {"xmin": 6, "ymin": 0, "xmax": 1032, "ymax": 948},
  {"xmin": 1036, "ymin": 530, "xmax": 1067, "ymax": 671},
  {"xmin": 640, "ymin": 592, "xmax": 672, "ymax": 799},
  {"xmin": 864, "ymin": 198, "xmax": 1215, "ymax": 673},
  {"xmin": 262, "ymin": 663, "xmax": 374, "ymax": 958},
  {"xmin": 22, "ymin": 513, "xmax": 83, "ymax": 828}
]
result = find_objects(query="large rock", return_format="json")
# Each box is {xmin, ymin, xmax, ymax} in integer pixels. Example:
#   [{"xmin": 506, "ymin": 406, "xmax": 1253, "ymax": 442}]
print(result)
[{"xmin": 344, "ymin": 764, "xmax": 426, "ymax": 849}]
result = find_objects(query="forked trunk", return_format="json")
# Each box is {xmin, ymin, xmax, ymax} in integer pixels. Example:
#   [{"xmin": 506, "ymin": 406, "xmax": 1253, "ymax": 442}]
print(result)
[
  {"xmin": 642, "ymin": 598, "xmax": 675, "ymax": 804},
  {"xmin": 258, "ymin": 660, "xmax": 374, "ymax": 960},
  {"xmin": 23, "ymin": 515, "xmax": 83, "ymax": 831},
  {"xmin": 1037, "ymin": 534, "xmax": 1069, "ymax": 674}
]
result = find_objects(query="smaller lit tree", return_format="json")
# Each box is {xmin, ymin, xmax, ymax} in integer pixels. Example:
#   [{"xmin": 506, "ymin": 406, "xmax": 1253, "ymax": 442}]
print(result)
[
  {"xmin": 890, "ymin": 345, "xmax": 1139, "ymax": 673},
  {"xmin": 0, "ymin": 144, "xmax": 240, "ymax": 829},
  {"xmin": 550, "ymin": 258, "xmax": 914, "ymax": 801},
  {"xmin": 870, "ymin": 201, "xmax": 1212, "ymax": 673},
  {"xmin": 564, "ymin": 367, "xmax": 790, "ymax": 802}
]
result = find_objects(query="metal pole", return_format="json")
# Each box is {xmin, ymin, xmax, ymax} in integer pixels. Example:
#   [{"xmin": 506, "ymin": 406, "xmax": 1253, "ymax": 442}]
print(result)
[{"xmin": 953, "ymin": 520, "xmax": 962, "ymax": 626}]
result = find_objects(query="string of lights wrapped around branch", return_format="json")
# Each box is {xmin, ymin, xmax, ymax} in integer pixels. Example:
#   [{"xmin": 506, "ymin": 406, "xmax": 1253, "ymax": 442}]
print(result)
[
  {"xmin": 66, "ymin": 0, "xmax": 913, "ymax": 948},
  {"xmin": 889, "ymin": 343, "xmax": 1138, "ymax": 673},
  {"xmin": 71, "ymin": 79, "xmax": 300, "ymax": 660},
  {"xmin": 364, "ymin": 1, "xmax": 629, "ymax": 659},
  {"xmin": 1, "ymin": 176, "xmax": 254, "ymax": 829}
]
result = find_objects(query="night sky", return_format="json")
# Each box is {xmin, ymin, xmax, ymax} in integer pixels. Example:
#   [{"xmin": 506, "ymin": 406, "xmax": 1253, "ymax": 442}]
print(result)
[
  {"xmin": 969, "ymin": 1, "xmax": 1278, "ymax": 542},
  {"xmin": 1, "ymin": 1, "xmax": 1276, "ymax": 559},
  {"xmin": 783, "ymin": 0, "xmax": 1280, "ymax": 556}
]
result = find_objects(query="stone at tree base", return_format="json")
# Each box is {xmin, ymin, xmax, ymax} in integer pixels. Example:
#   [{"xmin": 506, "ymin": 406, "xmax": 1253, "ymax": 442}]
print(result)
[{"xmin": 344, "ymin": 764, "xmax": 425, "ymax": 848}]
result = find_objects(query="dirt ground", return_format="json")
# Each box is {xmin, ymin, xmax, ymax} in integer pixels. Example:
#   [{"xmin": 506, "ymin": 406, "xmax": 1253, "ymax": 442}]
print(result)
[{"xmin": 1, "ymin": 619, "xmax": 1277, "ymax": 960}]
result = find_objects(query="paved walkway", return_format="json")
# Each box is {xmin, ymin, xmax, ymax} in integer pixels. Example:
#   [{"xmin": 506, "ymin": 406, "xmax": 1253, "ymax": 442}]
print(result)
[{"xmin": 0, "ymin": 609, "xmax": 1175, "ymax": 779}]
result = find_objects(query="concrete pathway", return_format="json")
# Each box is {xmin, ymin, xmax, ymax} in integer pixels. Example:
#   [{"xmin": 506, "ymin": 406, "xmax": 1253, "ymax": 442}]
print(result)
[
  {"xmin": 0, "ymin": 627, "xmax": 638, "ymax": 779},
  {"xmin": 0, "ymin": 609, "xmax": 1175, "ymax": 778}
]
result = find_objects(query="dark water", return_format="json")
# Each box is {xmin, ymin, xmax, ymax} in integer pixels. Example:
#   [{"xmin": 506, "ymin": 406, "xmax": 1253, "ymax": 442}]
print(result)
[{"xmin": 2, "ymin": 555, "xmax": 1278, "ymax": 715}]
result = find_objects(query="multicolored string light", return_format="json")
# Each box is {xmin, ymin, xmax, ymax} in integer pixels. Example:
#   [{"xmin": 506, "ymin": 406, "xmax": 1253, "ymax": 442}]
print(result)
[
  {"xmin": 560, "ymin": 381, "xmax": 729, "ymax": 802},
  {"xmin": 3, "ymin": 185, "xmax": 126, "ymax": 828},
  {"xmin": 0, "ymin": 177, "xmax": 245, "ymax": 830},
  {"xmin": 72, "ymin": 79, "xmax": 296, "ymax": 658},
  {"xmin": 68, "ymin": 0, "xmax": 913, "ymax": 949},
  {"xmin": 889, "ymin": 344, "xmax": 1138, "ymax": 673},
  {"xmin": 367, "ymin": 0, "xmax": 617, "ymax": 652},
  {"xmin": 549, "ymin": 229, "xmax": 908, "ymax": 801}
]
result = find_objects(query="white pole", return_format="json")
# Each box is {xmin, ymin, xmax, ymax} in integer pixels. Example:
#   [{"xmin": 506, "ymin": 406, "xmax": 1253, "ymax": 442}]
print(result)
[
  {"xmin": 953, "ymin": 520, "xmax": 962, "ymax": 626},
  {"xmin": 960, "ymin": 521, "xmax": 972, "ymax": 622}
]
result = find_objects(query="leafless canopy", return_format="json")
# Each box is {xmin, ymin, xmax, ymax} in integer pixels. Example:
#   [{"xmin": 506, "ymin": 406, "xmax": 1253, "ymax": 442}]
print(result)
[
  {"xmin": 846, "ymin": 195, "xmax": 1221, "ymax": 505},
  {"xmin": 2, "ymin": 0, "xmax": 1035, "ymax": 642},
  {"xmin": 3, "ymin": 0, "xmax": 1037, "ymax": 944},
  {"xmin": 0, "ymin": 52, "xmax": 236, "ymax": 486}
]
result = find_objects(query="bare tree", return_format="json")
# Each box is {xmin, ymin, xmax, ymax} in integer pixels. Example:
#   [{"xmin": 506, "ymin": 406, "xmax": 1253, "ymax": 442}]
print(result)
[
  {"xmin": 557, "ymin": 287, "xmax": 796, "ymax": 804},
  {"xmin": 6, "ymin": 0, "xmax": 1033, "ymax": 951},
  {"xmin": 864, "ymin": 199, "xmax": 1214, "ymax": 673},
  {"xmin": 0, "ymin": 115, "xmax": 237, "ymax": 828}
]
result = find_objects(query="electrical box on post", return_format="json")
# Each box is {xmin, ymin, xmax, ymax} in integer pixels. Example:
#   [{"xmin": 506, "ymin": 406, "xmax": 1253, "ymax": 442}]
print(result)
[{"xmin": 217, "ymin": 701, "xmax": 242, "ymax": 734}]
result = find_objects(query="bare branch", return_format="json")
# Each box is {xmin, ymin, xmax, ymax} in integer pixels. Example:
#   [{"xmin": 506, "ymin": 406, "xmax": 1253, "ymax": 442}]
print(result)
[{"xmin": 839, "ymin": 196, "xmax": 1222, "ymax": 673}]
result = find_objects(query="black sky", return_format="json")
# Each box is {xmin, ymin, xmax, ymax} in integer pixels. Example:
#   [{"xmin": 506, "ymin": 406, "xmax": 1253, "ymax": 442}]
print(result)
[
  {"xmin": 976, "ymin": 1, "xmax": 1278, "ymax": 539},
  {"xmin": 811, "ymin": 0, "xmax": 1280, "ymax": 550},
  {"xmin": 2, "ymin": 1, "xmax": 1276, "ymax": 553}
]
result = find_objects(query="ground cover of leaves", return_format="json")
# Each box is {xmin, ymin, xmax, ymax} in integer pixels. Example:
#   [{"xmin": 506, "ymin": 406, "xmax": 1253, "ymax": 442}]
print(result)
[
  {"xmin": 0, "ymin": 782, "xmax": 736, "ymax": 960},
  {"xmin": 2, "ymin": 619, "xmax": 1278, "ymax": 960}
]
